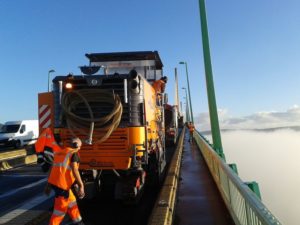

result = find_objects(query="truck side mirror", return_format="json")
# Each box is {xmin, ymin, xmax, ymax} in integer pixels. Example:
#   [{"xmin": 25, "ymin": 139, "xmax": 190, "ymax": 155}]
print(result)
[{"xmin": 163, "ymin": 93, "xmax": 168, "ymax": 105}]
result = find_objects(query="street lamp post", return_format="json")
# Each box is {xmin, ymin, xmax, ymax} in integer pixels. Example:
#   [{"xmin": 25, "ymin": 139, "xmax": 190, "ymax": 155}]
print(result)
[
  {"xmin": 183, "ymin": 99, "xmax": 189, "ymax": 122},
  {"xmin": 179, "ymin": 61, "xmax": 194, "ymax": 123},
  {"xmin": 48, "ymin": 69, "xmax": 55, "ymax": 92},
  {"xmin": 180, "ymin": 101, "xmax": 183, "ymax": 117},
  {"xmin": 182, "ymin": 87, "xmax": 190, "ymax": 122}
]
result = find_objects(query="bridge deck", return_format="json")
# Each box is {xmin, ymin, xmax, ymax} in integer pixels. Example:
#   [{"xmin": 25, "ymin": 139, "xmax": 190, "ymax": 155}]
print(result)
[{"xmin": 174, "ymin": 131, "xmax": 234, "ymax": 225}]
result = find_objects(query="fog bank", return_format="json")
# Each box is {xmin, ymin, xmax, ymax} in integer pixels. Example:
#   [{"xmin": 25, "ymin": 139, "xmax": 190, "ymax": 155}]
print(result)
[
  {"xmin": 204, "ymin": 129, "xmax": 300, "ymax": 225},
  {"xmin": 194, "ymin": 105, "xmax": 300, "ymax": 131}
]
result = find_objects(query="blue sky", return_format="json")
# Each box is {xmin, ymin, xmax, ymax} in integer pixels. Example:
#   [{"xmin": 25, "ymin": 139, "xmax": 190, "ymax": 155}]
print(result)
[{"xmin": 1, "ymin": 0, "xmax": 300, "ymax": 127}]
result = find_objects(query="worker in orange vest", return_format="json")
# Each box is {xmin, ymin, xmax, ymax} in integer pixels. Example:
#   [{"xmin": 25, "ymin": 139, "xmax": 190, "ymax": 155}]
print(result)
[
  {"xmin": 152, "ymin": 76, "xmax": 168, "ymax": 94},
  {"xmin": 35, "ymin": 128, "xmax": 62, "ymax": 172},
  {"xmin": 153, "ymin": 76, "xmax": 168, "ymax": 122},
  {"xmin": 47, "ymin": 137, "xmax": 85, "ymax": 225},
  {"xmin": 188, "ymin": 122, "xmax": 195, "ymax": 143}
]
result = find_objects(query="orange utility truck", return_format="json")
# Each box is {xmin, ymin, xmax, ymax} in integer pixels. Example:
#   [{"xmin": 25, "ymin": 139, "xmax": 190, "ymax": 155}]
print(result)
[
  {"xmin": 38, "ymin": 51, "xmax": 167, "ymax": 200},
  {"xmin": 164, "ymin": 104, "xmax": 178, "ymax": 146}
]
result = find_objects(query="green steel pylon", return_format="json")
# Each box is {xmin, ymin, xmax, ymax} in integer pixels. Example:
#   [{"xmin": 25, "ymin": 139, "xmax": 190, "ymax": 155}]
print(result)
[{"xmin": 198, "ymin": 0, "xmax": 225, "ymax": 160}]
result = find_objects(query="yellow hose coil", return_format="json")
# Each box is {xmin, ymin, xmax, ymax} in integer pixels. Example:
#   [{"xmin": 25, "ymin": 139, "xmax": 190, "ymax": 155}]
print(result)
[{"xmin": 61, "ymin": 89, "xmax": 123, "ymax": 144}]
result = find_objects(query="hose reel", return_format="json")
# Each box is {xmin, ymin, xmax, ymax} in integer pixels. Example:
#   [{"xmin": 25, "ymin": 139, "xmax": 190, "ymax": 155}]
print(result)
[{"xmin": 61, "ymin": 89, "xmax": 123, "ymax": 144}]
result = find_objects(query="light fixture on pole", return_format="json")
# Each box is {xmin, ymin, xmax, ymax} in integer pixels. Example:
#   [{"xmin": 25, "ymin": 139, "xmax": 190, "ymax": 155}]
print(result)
[
  {"xmin": 179, "ymin": 61, "xmax": 194, "ymax": 123},
  {"xmin": 48, "ymin": 69, "xmax": 55, "ymax": 92}
]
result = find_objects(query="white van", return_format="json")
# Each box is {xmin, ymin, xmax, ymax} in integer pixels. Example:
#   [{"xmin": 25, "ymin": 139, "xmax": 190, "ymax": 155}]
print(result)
[{"xmin": 0, "ymin": 120, "xmax": 39, "ymax": 148}]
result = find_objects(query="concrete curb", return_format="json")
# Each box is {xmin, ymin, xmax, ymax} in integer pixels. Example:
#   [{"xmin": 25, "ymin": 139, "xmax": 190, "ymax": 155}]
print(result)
[
  {"xmin": 0, "ymin": 149, "xmax": 27, "ymax": 161},
  {"xmin": 0, "ymin": 149, "xmax": 37, "ymax": 171},
  {"xmin": 148, "ymin": 127, "xmax": 186, "ymax": 225}
]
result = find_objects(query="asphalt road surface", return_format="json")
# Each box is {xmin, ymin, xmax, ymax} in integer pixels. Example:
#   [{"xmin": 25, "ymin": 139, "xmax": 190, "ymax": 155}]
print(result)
[{"xmin": 0, "ymin": 139, "xmax": 178, "ymax": 225}]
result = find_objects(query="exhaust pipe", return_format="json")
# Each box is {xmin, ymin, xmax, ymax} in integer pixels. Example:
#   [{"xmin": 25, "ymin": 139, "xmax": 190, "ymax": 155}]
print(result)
[{"xmin": 129, "ymin": 70, "xmax": 140, "ymax": 94}]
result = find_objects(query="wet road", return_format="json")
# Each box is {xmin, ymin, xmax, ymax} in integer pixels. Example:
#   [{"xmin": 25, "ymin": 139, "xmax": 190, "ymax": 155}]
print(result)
[{"xmin": 174, "ymin": 132, "xmax": 234, "ymax": 225}]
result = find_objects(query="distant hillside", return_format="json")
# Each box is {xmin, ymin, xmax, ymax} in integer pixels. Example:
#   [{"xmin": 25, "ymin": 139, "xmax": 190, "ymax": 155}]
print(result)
[
  {"xmin": 200, "ymin": 126, "xmax": 300, "ymax": 135},
  {"xmin": 251, "ymin": 126, "xmax": 300, "ymax": 132}
]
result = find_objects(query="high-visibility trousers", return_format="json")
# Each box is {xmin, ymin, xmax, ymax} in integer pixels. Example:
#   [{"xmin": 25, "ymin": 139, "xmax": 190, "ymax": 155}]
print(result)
[
  {"xmin": 49, "ymin": 189, "xmax": 82, "ymax": 225},
  {"xmin": 189, "ymin": 130, "xmax": 194, "ymax": 141}
]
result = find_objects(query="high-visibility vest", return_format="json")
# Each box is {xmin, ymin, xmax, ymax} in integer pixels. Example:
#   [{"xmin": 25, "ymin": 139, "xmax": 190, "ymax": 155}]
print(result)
[
  {"xmin": 35, "ymin": 128, "xmax": 61, "ymax": 163},
  {"xmin": 189, "ymin": 125, "xmax": 195, "ymax": 132},
  {"xmin": 48, "ymin": 147, "xmax": 76, "ymax": 191},
  {"xmin": 152, "ymin": 80, "xmax": 166, "ymax": 93}
]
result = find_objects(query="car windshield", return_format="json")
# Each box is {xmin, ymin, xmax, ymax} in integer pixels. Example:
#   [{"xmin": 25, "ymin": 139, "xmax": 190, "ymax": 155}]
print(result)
[{"xmin": 0, "ymin": 125, "xmax": 20, "ymax": 133}]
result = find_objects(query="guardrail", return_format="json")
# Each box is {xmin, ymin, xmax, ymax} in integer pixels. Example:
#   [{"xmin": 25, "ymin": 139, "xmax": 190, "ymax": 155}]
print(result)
[{"xmin": 194, "ymin": 131, "xmax": 281, "ymax": 225}]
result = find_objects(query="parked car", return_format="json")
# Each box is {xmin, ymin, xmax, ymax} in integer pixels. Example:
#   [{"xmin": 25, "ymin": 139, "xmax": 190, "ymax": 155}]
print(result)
[{"xmin": 0, "ymin": 120, "xmax": 39, "ymax": 149}]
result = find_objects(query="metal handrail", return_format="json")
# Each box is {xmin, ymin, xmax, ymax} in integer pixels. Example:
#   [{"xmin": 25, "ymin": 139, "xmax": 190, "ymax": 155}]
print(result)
[{"xmin": 194, "ymin": 130, "xmax": 281, "ymax": 225}]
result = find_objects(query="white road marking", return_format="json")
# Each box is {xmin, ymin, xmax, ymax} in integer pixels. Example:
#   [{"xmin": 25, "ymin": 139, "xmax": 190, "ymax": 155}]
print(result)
[
  {"xmin": 0, "ymin": 192, "xmax": 53, "ymax": 224},
  {"xmin": 0, "ymin": 177, "xmax": 47, "ymax": 199}
]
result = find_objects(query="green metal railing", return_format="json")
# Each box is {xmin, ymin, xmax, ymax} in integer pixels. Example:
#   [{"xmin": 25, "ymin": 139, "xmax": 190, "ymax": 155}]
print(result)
[{"xmin": 194, "ymin": 131, "xmax": 281, "ymax": 225}]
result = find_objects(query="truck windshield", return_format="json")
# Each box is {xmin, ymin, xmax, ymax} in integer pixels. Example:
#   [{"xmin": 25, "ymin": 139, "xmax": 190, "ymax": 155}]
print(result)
[{"xmin": 0, "ymin": 125, "xmax": 20, "ymax": 133}]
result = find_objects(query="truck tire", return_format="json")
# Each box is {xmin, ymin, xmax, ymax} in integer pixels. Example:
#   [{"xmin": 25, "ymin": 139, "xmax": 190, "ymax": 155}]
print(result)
[
  {"xmin": 147, "ymin": 152, "xmax": 161, "ymax": 187},
  {"xmin": 14, "ymin": 140, "xmax": 21, "ymax": 149}
]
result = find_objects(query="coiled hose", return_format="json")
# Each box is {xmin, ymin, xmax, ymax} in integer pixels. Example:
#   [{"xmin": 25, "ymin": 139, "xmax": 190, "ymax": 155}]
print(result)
[{"xmin": 61, "ymin": 89, "xmax": 123, "ymax": 144}]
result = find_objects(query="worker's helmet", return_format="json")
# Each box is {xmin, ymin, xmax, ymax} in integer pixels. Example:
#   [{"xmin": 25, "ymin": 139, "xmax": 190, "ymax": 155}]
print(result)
[
  {"xmin": 161, "ymin": 76, "xmax": 168, "ymax": 83},
  {"xmin": 71, "ymin": 137, "xmax": 82, "ymax": 149}
]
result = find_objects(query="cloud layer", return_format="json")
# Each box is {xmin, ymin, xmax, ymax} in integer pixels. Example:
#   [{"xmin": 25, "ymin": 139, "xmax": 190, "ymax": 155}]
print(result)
[
  {"xmin": 194, "ymin": 105, "xmax": 300, "ymax": 131},
  {"xmin": 194, "ymin": 105, "xmax": 300, "ymax": 224},
  {"xmin": 205, "ymin": 130, "xmax": 300, "ymax": 225}
]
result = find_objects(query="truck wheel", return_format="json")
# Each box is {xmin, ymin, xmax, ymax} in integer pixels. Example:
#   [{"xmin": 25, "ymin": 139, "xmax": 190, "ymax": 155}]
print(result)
[
  {"xmin": 147, "ymin": 152, "xmax": 160, "ymax": 187},
  {"xmin": 14, "ymin": 140, "xmax": 21, "ymax": 149}
]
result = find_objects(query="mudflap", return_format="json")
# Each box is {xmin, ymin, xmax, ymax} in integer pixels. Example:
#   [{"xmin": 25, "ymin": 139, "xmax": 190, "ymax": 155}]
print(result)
[
  {"xmin": 147, "ymin": 142, "xmax": 166, "ymax": 187},
  {"xmin": 159, "ymin": 147, "xmax": 166, "ymax": 174},
  {"xmin": 157, "ymin": 139, "xmax": 166, "ymax": 182},
  {"xmin": 79, "ymin": 169, "xmax": 102, "ymax": 200},
  {"xmin": 114, "ymin": 170, "xmax": 146, "ymax": 203}
]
